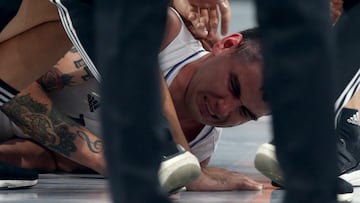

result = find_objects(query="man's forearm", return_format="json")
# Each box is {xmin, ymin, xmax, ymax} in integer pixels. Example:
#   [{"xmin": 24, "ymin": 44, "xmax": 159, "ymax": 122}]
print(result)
[
  {"xmin": 1, "ymin": 83, "xmax": 106, "ymax": 174},
  {"xmin": 161, "ymin": 77, "xmax": 192, "ymax": 151},
  {"xmin": 187, "ymin": 167, "xmax": 263, "ymax": 191}
]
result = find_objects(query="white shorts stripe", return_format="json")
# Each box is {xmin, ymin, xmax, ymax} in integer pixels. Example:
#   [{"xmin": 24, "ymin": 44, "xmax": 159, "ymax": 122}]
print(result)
[
  {"xmin": 50, "ymin": 0, "xmax": 101, "ymax": 82},
  {"xmin": 0, "ymin": 87, "xmax": 14, "ymax": 99},
  {"xmin": 334, "ymin": 68, "xmax": 360, "ymax": 126},
  {"xmin": 0, "ymin": 94, "xmax": 10, "ymax": 104}
]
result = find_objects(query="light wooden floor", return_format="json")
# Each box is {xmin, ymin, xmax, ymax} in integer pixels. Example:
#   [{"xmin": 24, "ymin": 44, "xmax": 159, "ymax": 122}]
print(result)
[
  {"xmin": 0, "ymin": 117, "xmax": 275, "ymax": 203},
  {"xmin": 1, "ymin": 117, "xmax": 359, "ymax": 203}
]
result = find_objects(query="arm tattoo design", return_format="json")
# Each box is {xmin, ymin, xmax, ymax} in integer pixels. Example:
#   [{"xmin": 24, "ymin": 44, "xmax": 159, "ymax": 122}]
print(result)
[
  {"xmin": 69, "ymin": 46, "xmax": 78, "ymax": 53},
  {"xmin": 81, "ymin": 66, "xmax": 92, "ymax": 81},
  {"xmin": 76, "ymin": 131, "xmax": 103, "ymax": 153},
  {"xmin": 38, "ymin": 69, "xmax": 75, "ymax": 91},
  {"xmin": 68, "ymin": 47, "xmax": 93, "ymax": 82},
  {"xmin": 1, "ymin": 94, "xmax": 104, "ymax": 157},
  {"xmin": 74, "ymin": 58, "xmax": 85, "ymax": 69}
]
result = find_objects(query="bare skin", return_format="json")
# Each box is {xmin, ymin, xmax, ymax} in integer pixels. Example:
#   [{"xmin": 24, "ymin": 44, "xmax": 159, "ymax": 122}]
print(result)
[
  {"xmin": 0, "ymin": 138, "xmax": 88, "ymax": 173},
  {"xmin": 0, "ymin": 6, "xmax": 264, "ymax": 194},
  {"xmin": 0, "ymin": 0, "xmax": 72, "ymax": 91},
  {"xmin": 0, "ymin": 39, "xmax": 265, "ymax": 190},
  {"xmin": 343, "ymin": 90, "xmax": 360, "ymax": 122},
  {"xmin": 1, "ymin": 82, "xmax": 106, "ymax": 174},
  {"xmin": 330, "ymin": 0, "xmax": 343, "ymax": 24},
  {"xmin": 0, "ymin": 0, "xmax": 222, "ymax": 175},
  {"xmin": 0, "ymin": 0, "xmax": 229, "ymax": 91},
  {"xmin": 172, "ymin": 0, "xmax": 231, "ymax": 49}
]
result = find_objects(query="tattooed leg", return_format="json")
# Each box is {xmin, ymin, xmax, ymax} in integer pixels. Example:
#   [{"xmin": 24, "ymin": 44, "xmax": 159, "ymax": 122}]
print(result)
[
  {"xmin": 37, "ymin": 47, "xmax": 95, "ymax": 92},
  {"xmin": 0, "ymin": 138, "xmax": 93, "ymax": 173},
  {"xmin": 0, "ymin": 138, "xmax": 57, "ymax": 171},
  {"xmin": 1, "ymin": 83, "xmax": 106, "ymax": 175},
  {"xmin": 0, "ymin": 0, "xmax": 72, "ymax": 91},
  {"xmin": 52, "ymin": 152, "xmax": 94, "ymax": 173}
]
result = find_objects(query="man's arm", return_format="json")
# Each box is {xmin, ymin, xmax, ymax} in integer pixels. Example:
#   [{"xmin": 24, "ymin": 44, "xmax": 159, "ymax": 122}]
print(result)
[
  {"xmin": 186, "ymin": 157, "xmax": 263, "ymax": 191},
  {"xmin": 161, "ymin": 76, "xmax": 192, "ymax": 151},
  {"xmin": 1, "ymin": 82, "xmax": 106, "ymax": 175}
]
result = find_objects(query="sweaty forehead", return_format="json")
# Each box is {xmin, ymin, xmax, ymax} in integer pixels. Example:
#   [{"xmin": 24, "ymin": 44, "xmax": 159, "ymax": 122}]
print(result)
[{"xmin": 237, "ymin": 64, "xmax": 263, "ymax": 94}]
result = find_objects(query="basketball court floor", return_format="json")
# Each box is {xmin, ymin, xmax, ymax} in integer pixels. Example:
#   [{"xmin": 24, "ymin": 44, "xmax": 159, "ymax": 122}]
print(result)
[
  {"xmin": 0, "ymin": 1, "xmax": 359, "ymax": 202},
  {"xmin": 1, "ymin": 117, "xmax": 359, "ymax": 202}
]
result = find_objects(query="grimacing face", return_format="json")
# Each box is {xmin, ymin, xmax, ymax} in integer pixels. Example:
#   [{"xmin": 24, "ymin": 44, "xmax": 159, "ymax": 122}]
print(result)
[{"xmin": 185, "ymin": 50, "xmax": 270, "ymax": 127}]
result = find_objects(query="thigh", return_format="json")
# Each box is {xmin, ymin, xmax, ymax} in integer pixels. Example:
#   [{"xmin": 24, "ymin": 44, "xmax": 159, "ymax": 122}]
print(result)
[
  {"xmin": 0, "ymin": 0, "xmax": 60, "ymax": 43},
  {"xmin": 0, "ymin": 138, "xmax": 92, "ymax": 173},
  {"xmin": 53, "ymin": 153, "xmax": 93, "ymax": 173},
  {"xmin": 0, "ymin": 138, "xmax": 57, "ymax": 171}
]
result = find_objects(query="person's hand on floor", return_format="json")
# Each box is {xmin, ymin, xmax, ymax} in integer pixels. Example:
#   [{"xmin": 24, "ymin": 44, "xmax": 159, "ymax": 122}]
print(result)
[{"xmin": 186, "ymin": 166, "xmax": 263, "ymax": 191}]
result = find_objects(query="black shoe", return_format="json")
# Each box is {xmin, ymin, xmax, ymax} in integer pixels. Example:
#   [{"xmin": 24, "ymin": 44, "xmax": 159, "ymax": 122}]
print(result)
[
  {"xmin": 337, "ymin": 108, "xmax": 360, "ymax": 185},
  {"xmin": 270, "ymin": 178, "xmax": 353, "ymax": 202},
  {"xmin": 0, "ymin": 161, "xmax": 38, "ymax": 189}
]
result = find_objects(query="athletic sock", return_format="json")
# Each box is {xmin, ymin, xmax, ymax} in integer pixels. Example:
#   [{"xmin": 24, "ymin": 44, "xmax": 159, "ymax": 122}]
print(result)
[{"xmin": 0, "ymin": 79, "xmax": 19, "ymax": 106}]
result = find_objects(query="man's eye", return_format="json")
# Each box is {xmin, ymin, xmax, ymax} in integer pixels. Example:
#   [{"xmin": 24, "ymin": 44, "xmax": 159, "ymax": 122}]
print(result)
[{"xmin": 240, "ymin": 106, "xmax": 258, "ymax": 121}]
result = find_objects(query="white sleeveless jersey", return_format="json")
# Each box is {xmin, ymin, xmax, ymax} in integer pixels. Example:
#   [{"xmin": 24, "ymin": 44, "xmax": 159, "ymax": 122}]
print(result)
[
  {"xmin": 3, "ymin": 7, "xmax": 221, "ymax": 163},
  {"xmin": 159, "ymin": 8, "xmax": 222, "ymax": 162}
]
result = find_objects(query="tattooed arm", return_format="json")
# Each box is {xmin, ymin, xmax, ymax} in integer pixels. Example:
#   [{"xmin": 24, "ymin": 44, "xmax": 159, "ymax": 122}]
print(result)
[
  {"xmin": 1, "ymin": 82, "xmax": 106, "ymax": 175},
  {"xmin": 37, "ymin": 47, "xmax": 94, "ymax": 92}
]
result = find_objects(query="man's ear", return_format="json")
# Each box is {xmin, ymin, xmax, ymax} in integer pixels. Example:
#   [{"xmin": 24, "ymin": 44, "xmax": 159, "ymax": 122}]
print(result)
[{"xmin": 212, "ymin": 33, "xmax": 243, "ymax": 55}]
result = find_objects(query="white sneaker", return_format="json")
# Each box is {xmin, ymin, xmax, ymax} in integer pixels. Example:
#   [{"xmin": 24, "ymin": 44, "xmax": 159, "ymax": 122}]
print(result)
[
  {"xmin": 159, "ymin": 145, "xmax": 201, "ymax": 194},
  {"xmin": 254, "ymin": 142, "xmax": 354, "ymax": 202}
]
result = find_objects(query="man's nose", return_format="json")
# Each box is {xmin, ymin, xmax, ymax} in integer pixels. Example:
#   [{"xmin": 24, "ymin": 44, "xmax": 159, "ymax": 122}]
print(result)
[{"xmin": 215, "ymin": 98, "xmax": 239, "ymax": 119}]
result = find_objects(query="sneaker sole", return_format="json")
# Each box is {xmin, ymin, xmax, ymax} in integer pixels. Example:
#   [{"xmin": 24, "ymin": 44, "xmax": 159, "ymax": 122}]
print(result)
[
  {"xmin": 159, "ymin": 151, "xmax": 200, "ymax": 194},
  {"xmin": 340, "ymin": 170, "xmax": 360, "ymax": 186},
  {"xmin": 254, "ymin": 143, "xmax": 285, "ymax": 186},
  {"xmin": 0, "ymin": 179, "xmax": 38, "ymax": 189},
  {"xmin": 337, "ymin": 192, "xmax": 354, "ymax": 202}
]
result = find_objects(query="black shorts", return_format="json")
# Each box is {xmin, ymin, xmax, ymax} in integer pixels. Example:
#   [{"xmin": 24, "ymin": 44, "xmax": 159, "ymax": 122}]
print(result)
[{"xmin": 334, "ymin": 1, "xmax": 360, "ymax": 120}]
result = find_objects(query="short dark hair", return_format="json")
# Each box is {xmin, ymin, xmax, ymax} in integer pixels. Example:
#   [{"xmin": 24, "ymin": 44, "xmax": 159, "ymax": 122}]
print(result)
[{"xmin": 234, "ymin": 27, "xmax": 262, "ymax": 63}]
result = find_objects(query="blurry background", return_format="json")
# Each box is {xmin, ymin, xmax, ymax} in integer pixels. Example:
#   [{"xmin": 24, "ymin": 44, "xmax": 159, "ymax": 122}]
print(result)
[{"xmin": 228, "ymin": 0, "xmax": 257, "ymax": 33}]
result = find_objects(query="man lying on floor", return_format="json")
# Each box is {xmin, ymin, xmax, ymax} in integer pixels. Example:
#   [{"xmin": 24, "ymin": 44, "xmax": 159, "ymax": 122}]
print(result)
[{"xmin": 0, "ymin": 6, "xmax": 267, "ymax": 191}]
